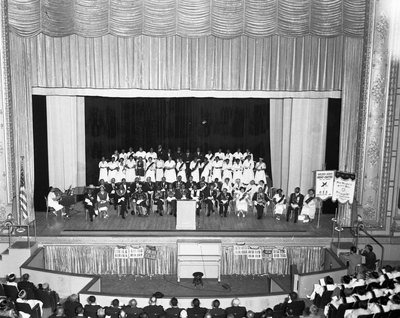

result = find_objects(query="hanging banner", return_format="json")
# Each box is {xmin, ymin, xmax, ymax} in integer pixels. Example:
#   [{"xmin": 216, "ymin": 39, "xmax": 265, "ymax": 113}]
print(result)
[
  {"xmin": 315, "ymin": 170, "xmax": 335, "ymax": 200},
  {"xmin": 332, "ymin": 171, "xmax": 356, "ymax": 204}
]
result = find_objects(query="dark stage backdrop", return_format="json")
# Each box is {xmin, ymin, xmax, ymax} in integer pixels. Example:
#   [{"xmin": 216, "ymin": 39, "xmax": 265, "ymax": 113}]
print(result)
[{"xmin": 85, "ymin": 97, "xmax": 272, "ymax": 184}]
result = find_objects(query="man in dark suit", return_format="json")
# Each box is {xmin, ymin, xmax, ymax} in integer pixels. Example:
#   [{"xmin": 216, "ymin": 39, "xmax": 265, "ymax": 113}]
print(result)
[
  {"xmin": 186, "ymin": 298, "xmax": 207, "ymax": 318},
  {"xmin": 165, "ymin": 297, "xmax": 182, "ymax": 318},
  {"xmin": 209, "ymin": 300, "xmax": 225, "ymax": 318},
  {"xmin": 281, "ymin": 292, "xmax": 305, "ymax": 317},
  {"xmin": 173, "ymin": 176, "xmax": 185, "ymax": 190},
  {"xmin": 73, "ymin": 306, "xmax": 85, "ymax": 318},
  {"xmin": 144, "ymin": 296, "xmax": 164, "ymax": 318},
  {"xmin": 286, "ymin": 187, "xmax": 304, "ymax": 223},
  {"xmin": 199, "ymin": 182, "xmax": 214, "ymax": 216},
  {"xmin": 174, "ymin": 147, "xmax": 184, "ymax": 161},
  {"xmin": 225, "ymin": 298, "xmax": 247, "ymax": 318},
  {"xmin": 122, "ymin": 299, "xmax": 143, "ymax": 318},
  {"xmin": 106, "ymin": 178, "xmax": 118, "ymax": 210},
  {"xmin": 194, "ymin": 148, "xmax": 204, "ymax": 163},
  {"xmin": 157, "ymin": 145, "xmax": 165, "ymax": 161},
  {"xmin": 84, "ymin": 296, "xmax": 101, "ymax": 318},
  {"xmin": 105, "ymin": 299, "xmax": 121, "ymax": 318}
]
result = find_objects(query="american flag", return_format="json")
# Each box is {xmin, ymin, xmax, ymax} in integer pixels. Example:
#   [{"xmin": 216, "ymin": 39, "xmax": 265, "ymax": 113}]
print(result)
[{"xmin": 20, "ymin": 159, "xmax": 28, "ymax": 221}]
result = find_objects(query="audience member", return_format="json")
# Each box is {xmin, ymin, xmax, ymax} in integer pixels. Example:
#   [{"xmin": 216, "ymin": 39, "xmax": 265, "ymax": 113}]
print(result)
[
  {"xmin": 16, "ymin": 289, "xmax": 44, "ymax": 316},
  {"xmin": 186, "ymin": 298, "xmax": 207, "ymax": 318},
  {"xmin": 17, "ymin": 274, "xmax": 38, "ymax": 296},
  {"xmin": 4, "ymin": 273, "xmax": 18, "ymax": 289},
  {"xmin": 123, "ymin": 299, "xmax": 143, "ymax": 317},
  {"xmin": 246, "ymin": 310, "xmax": 254, "ymax": 318},
  {"xmin": 305, "ymin": 305, "xmax": 321, "ymax": 318},
  {"xmin": 49, "ymin": 307, "xmax": 68, "ymax": 318},
  {"xmin": 344, "ymin": 299, "xmax": 371, "ymax": 318},
  {"xmin": 179, "ymin": 310, "xmax": 187, "ymax": 318},
  {"xmin": 285, "ymin": 308, "xmax": 299, "ymax": 318},
  {"xmin": 73, "ymin": 306, "xmax": 85, "ymax": 318},
  {"xmin": 264, "ymin": 308, "xmax": 274, "ymax": 318},
  {"xmin": 209, "ymin": 300, "xmax": 225, "ymax": 317},
  {"xmin": 0, "ymin": 298, "xmax": 18, "ymax": 318},
  {"xmin": 64, "ymin": 294, "xmax": 83, "ymax": 318},
  {"xmin": 280, "ymin": 292, "xmax": 305, "ymax": 317},
  {"xmin": 105, "ymin": 299, "xmax": 121, "ymax": 318},
  {"xmin": 165, "ymin": 297, "xmax": 182, "ymax": 318},
  {"xmin": 360, "ymin": 244, "xmax": 377, "ymax": 271},
  {"xmin": 84, "ymin": 296, "xmax": 101, "ymax": 318},
  {"xmin": 143, "ymin": 296, "xmax": 164, "ymax": 317},
  {"xmin": 225, "ymin": 298, "xmax": 247, "ymax": 318}
]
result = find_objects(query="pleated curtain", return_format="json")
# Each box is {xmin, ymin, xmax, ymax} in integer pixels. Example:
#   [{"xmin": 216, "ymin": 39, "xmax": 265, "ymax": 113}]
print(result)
[
  {"xmin": 44, "ymin": 245, "xmax": 323, "ymax": 276},
  {"xmin": 270, "ymin": 98, "xmax": 328, "ymax": 195},
  {"xmin": 46, "ymin": 96, "xmax": 86, "ymax": 189}
]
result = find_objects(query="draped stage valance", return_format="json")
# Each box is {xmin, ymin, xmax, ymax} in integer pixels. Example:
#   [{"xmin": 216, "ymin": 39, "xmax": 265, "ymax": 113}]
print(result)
[{"xmin": 8, "ymin": 0, "xmax": 366, "ymax": 39}]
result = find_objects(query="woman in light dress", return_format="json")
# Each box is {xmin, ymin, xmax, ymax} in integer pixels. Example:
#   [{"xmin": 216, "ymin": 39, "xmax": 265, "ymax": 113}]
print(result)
[
  {"xmin": 190, "ymin": 158, "xmax": 201, "ymax": 183},
  {"xmin": 107, "ymin": 157, "xmax": 118, "ymax": 183},
  {"xmin": 164, "ymin": 157, "xmax": 177, "ymax": 183},
  {"xmin": 232, "ymin": 158, "xmax": 243, "ymax": 182},
  {"xmin": 272, "ymin": 189, "xmax": 286, "ymax": 220},
  {"xmin": 115, "ymin": 158, "xmax": 126, "ymax": 183},
  {"xmin": 211, "ymin": 157, "xmax": 223, "ymax": 182},
  {"xmin": 125, "ymin": 156, "xmax": 136, "ymax": 182},
  {"xmin": 241, "ymin": 155, "xmax": 254, "ymax": 184},
  {"xmin": 235, "ymin": 186, "xmax": 250, "ymax": 217},
  {"xmin": 254, "ymin": 157, "xmax": 266, "ymax": 184},
  {"xmin": 174, "ymin": 158, "xmax": 185, "ymax": 183},
  {"xmin": 98, "ymin": 157, "xmax": 108, "ymax": 182},
  {"xmin": 155, "ymin": 158, "xmax": 165, "ymax": 182},
  {"xmin": 301, "ymin": 189, "xmax": 317, "ymax": 222},
  {"xmin": 201, "ymin": 158, "xmax": 212, "ymax": 183},
  {"xmin": 144, "ymin": 157, "xmax": 156, "ymax": 182},
  {"xmin": 222, "ymin": 159, "xmax": 233, "ymax": 182}
]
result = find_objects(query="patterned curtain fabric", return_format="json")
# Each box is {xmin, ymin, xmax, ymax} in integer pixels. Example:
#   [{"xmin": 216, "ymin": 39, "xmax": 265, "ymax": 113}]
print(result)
[
  {"xmin": 44, "ymin": 245, "xmax": 323, "ymax": 276},
  {"xmin": 8, "ymin": 0, "xmax": 366, "ymax": 38}
]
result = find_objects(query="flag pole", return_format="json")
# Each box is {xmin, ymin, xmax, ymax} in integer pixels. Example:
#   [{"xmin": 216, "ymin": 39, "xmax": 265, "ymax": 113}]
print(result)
[{"xmin": 16, "ymin": 156, "xmax": 28, "ymax": 233}]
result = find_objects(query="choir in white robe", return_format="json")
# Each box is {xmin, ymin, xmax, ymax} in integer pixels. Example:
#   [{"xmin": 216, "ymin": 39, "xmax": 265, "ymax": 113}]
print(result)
[
  {"xmin": 107, "ymin": 160, "xmax": 118, "ymax": 182},
  {"xmin": 155, "ymin": 159, "xmax": 165, "ymax": 182},
  {"xmin": 254, "ymin": 161, "xmax": 267, "ymax": 183},
  {"xmin": 164, "ymin": 159, "xmax": 177, "ymax": 183},
  {"xmin": 176, "ymin": 161, "xmax": 187, "ymax": 182},
  {"xmin": 241, "ymin": 158, "xmax": 254, "ymax": 184},
  {"xmin": 125, "ymin": 158, "xmax": 136, "ymax": 182},
  {"xmin": 98, "ymin": 160, "xmax": 108, "ymax": 181},
  {"xmin": 190, "ymin": 160, "xmax": 201, "ymax": 183},
  {"xmin": 211, "ymin": 159, "xmax": 223, "ymax": 181}
]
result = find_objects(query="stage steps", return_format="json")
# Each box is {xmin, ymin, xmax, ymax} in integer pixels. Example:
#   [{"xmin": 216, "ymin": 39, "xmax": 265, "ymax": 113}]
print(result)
[{"xmin": 0, "ymin": 241, "xmax": 38, "ymax": 278}]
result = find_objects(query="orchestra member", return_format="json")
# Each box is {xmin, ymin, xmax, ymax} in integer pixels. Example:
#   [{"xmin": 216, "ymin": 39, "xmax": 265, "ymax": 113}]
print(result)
[
  {"xmin": 96, "ymin": 185, "xmax": 110, "ymax": 218},
  {"xmin": 254, "ymin": 158, "xmax": 266, "ymax": 184},
  {"xmin": 252, "ymin": 187, "xmax": 269, "ymax": 220},
  {"xmin": 286, "ymin": 187, "xmax": 304, "ymax": 223},
  {"xmin": 98, "ymin": 157, "xmax": 108, "ymax": 182},
  {"xmin": 273, "ymin": 189, "xmax": 286, "ymax": 220},
  {"xmin": 217, "ymin": 188, "xmax": 233, "ymax": 217},
  {"xmin": 84, "ymin": 185, "xmax": 97, "ymax": 222},
  {"xmin": 47, "ymin": 187, "xmax": 65, "ymax": 216}
]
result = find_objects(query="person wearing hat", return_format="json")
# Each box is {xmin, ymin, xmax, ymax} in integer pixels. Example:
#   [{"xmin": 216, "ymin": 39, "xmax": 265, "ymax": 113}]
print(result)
[
  {"xmin": 17, "ymin": 289, "xmax": 44, "ymax": 316},
  {"xmin": 144, "ymin": 296, "xmax": 164, "ymax": 317},
  {"xmin": 84, "ymin": 185, "xmax": 97, "ymax": 222},
  {"xmin": 0, "ymin": 298, "xmax": 18, "ymax": 318},
  {"xmin": 254, "ymin": 158, "xmax": 267, "ymax": 184},
  {"xmin": 5, "ymin": 272, "xmax": 18, "ymax": 288}
]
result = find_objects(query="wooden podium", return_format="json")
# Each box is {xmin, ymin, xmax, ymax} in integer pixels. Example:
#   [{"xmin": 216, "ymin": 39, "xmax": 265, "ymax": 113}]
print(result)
[{"xmin": 176, "ymin": 200, "xmax": 196, "ymax": 230}]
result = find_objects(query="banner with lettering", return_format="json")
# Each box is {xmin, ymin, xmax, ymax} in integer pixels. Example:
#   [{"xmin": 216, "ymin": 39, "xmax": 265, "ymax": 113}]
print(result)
[
  {"xmin": 315, "ymin": 170, "xmax": 335, "ymax": 200},
  {"xmin": 332, "ymin": 171, "xmax": 356, "ymax": 204}
]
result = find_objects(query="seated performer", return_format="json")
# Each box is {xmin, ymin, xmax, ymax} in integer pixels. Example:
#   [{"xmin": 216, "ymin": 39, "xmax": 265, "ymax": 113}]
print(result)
[
  {"xmin": 129, "ymin": 176, "xmax": 142, "ymax": 211},
  {"xmin": 106, "ymin": 177, "xmax": 118, "ymax": 210},
  {"xmin": 252, "ymin": 186, "xmax": 269, "ymax": 220},
  {"xmin": 153, "ymin": 188, "xmax": 165, "ymax": 216},
  {"xmin": 116, "ymin": 184, "xmax": 128, "ymax": 219},
  {"xmin": 190, "ymin": 184, "xmax": 202, "ymax": 216},
  {"xmin": 96, "ymin": 185, "xmax": 110, "ymax": 218},
  {"xmin": 166, "ymin": 187, "xmax": 178, "ymax": 216},
  {"xmin": 300, "ymin": 189, "xmax": 317, "ymax": 223},
  {"xmin": 286, "ymin": 187, "xmax": 304, "ymax": 223},
  {"xmin": 143, "ymin": 177, "xmax": 157, "ymax": 212},
  {"xmin": 98, "ymin": 157, "xmax": 108, "ymax": 182},
  {"xmin": 199, "ymin": 182, "xmax": 214, "ymax": 216},
  {"xmin": 84, "ymin": 185, "xmax": 97, "ymax": 222},
  {"xmin": 132, "ymin": 186, "xmax": 148, "ymax": 217},
  {"xmin": 217, "ymin": 187, "xmax": 233, "ymax": 217},
  {"xmin": 157, "ymin": 176, "xmax": 168, "ymax": 194},
  {"xmin": 47, "ymin": 186, "xmax": 65, "ymax": 216},
  {"xmin": 272, "ymin": 189, "xmax": 286, "ymax": 220},
  {"xmin": 185, "ymin": 176, "xmax": 197, "ymax": 191},
  {"xmin": 173, "ymin": 175, "xmax": 185, "ymax": 190},
  {"xmin": 235, "ymin": 187, "xmax": 250, "ymax": 218}
]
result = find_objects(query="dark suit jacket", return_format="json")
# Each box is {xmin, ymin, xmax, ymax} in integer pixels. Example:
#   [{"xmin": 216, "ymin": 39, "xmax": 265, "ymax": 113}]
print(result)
[
  {"xmin": 64, "ymin": 300, "xmax": 83, "ymax": 318},
  {"xmin": 143, "ymin": 305, "xmax": 164, "ymax": 317},
  {"xmin": 130, "ymin": 182, "xmax": 143, "ymax": 194},
  {"xmin": 165, "ymin": 307, "xmax": 182, "ymax": 318},
  {"xmin": 18, "ymin": 281, "xmax": 37, "ymax": 292},
  {"xmin": 143, "ymin": 182, "xmax": 157, "ymax": 193},
  {"xmin": 84, "ymin": 304, "xmax": 101, "ymax": 318},
  {"xmin": 122, "ymin": 306, "xmax": 143, "ymax": 318},
  {"xmin": 186, "ymin": 307, "xmax": 207, "ymax": 318},
  {"xmin": 209, "ymin": 308, "xmax": 226, "ymax": 317},
  {"xmin": 288, "ymin": 193, "xmax": 304, "ymax": 208},
  {"xmin": 282, "ymin": 300, "xmax": 305, "ymax": 316},
  {"xmin": 225, "ymin": 306, "xmax": 247, "ymax": 318}
]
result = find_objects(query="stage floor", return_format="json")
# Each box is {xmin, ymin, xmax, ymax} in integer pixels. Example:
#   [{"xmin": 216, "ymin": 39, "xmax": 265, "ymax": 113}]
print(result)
[{"xmin": 31, "ymin": 206, "xmax": 349, "ymax": 238}]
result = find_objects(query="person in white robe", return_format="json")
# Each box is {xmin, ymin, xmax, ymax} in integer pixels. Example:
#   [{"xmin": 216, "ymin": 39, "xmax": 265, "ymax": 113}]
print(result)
[
  {"xmin": 98, "ymin": 157, "xmax": 108, "ymax": 182},
  {"xmin": 111, "ymin": 150, "xmax": 119, "ymax": 161},
  {"xmin": 233, "ymin": 148, "xmax": 243, "ymax": 162},
  {"xmin": 47, "ymin": 187, "xmax": 64, "ymax": 214},
  {"xmin": 190, "ymin": 158, "xmax": 201, "ymax": 183},
  {"xmin": 272, "ymin": 189, "xmax": 286, "ymax": 220},
  {"xmin": 155, "ymin": 158, "xmax": 165, "ymax": 182},
  {"xmin": 241, "ymin": 155, "xmax": 254, "ymax": 184},
  {"xmin": 144, "ymin": 157, "xmax": 156, "ymax": 182},
  {"xmin": 176, "ymin": 158, "xmax": 187, "ymax": 183},
  {"xmin": 107, "ymin": 157, "xmax": 118, "ymax": 183},
  {"xmin": 222, "ymin": 159, "xmax": 233, "ymax": 182},
  {"xmin": 125, "ymin": 156, "xmax": 136, "ymax": 183},
  {"xmin": 135, "ymin": 147, "xmax": 147, "ymax": 161},
  {"xmin": 221, "ymin": 178, "xmax": 232, "ymax": 193},
  {"xmin": 215, "ymin": 149, "xmax": 225, "ymax": 161},
  {"xmin": 235, "ymin": 187, "xmax": 250, "ymax": 217},
  {"xmin": 300, "ymin": 189, "xmax": 317, "ymax": 222},
  {"xmin": 225, "ymin": 149, "xmax": 233, "ymax": 163},
  {"xmin": 119, "ymin": 149, "xmax": 128, "ymax": 161},
  {"xmin": 164, "ymin": 157, "xmax": 177, "ymax": 183},
  {"xmin": 211, "ymin": 157, "xmax": 223, "ymax": 182},
  {"xmin": 200, "ymin": 158, "xmax": 212, "ymax": 182},
  {"xmin": 205, "ymin": 150, "xmax": 214, "ymax": 162},
  {"xmin": 115, "ymin": 158, "xmax": 126, "ymax": 183},
  {"xmin": 254, "ymin": 158, "xmax": 267, "ymax": 184},
  {"xmin": 146, "ymin": 148, "xmax": 158, "ymax": 161},
  {"xmin": 232, "ymin": 159, "xmax": 243, "ymax": 182}
]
